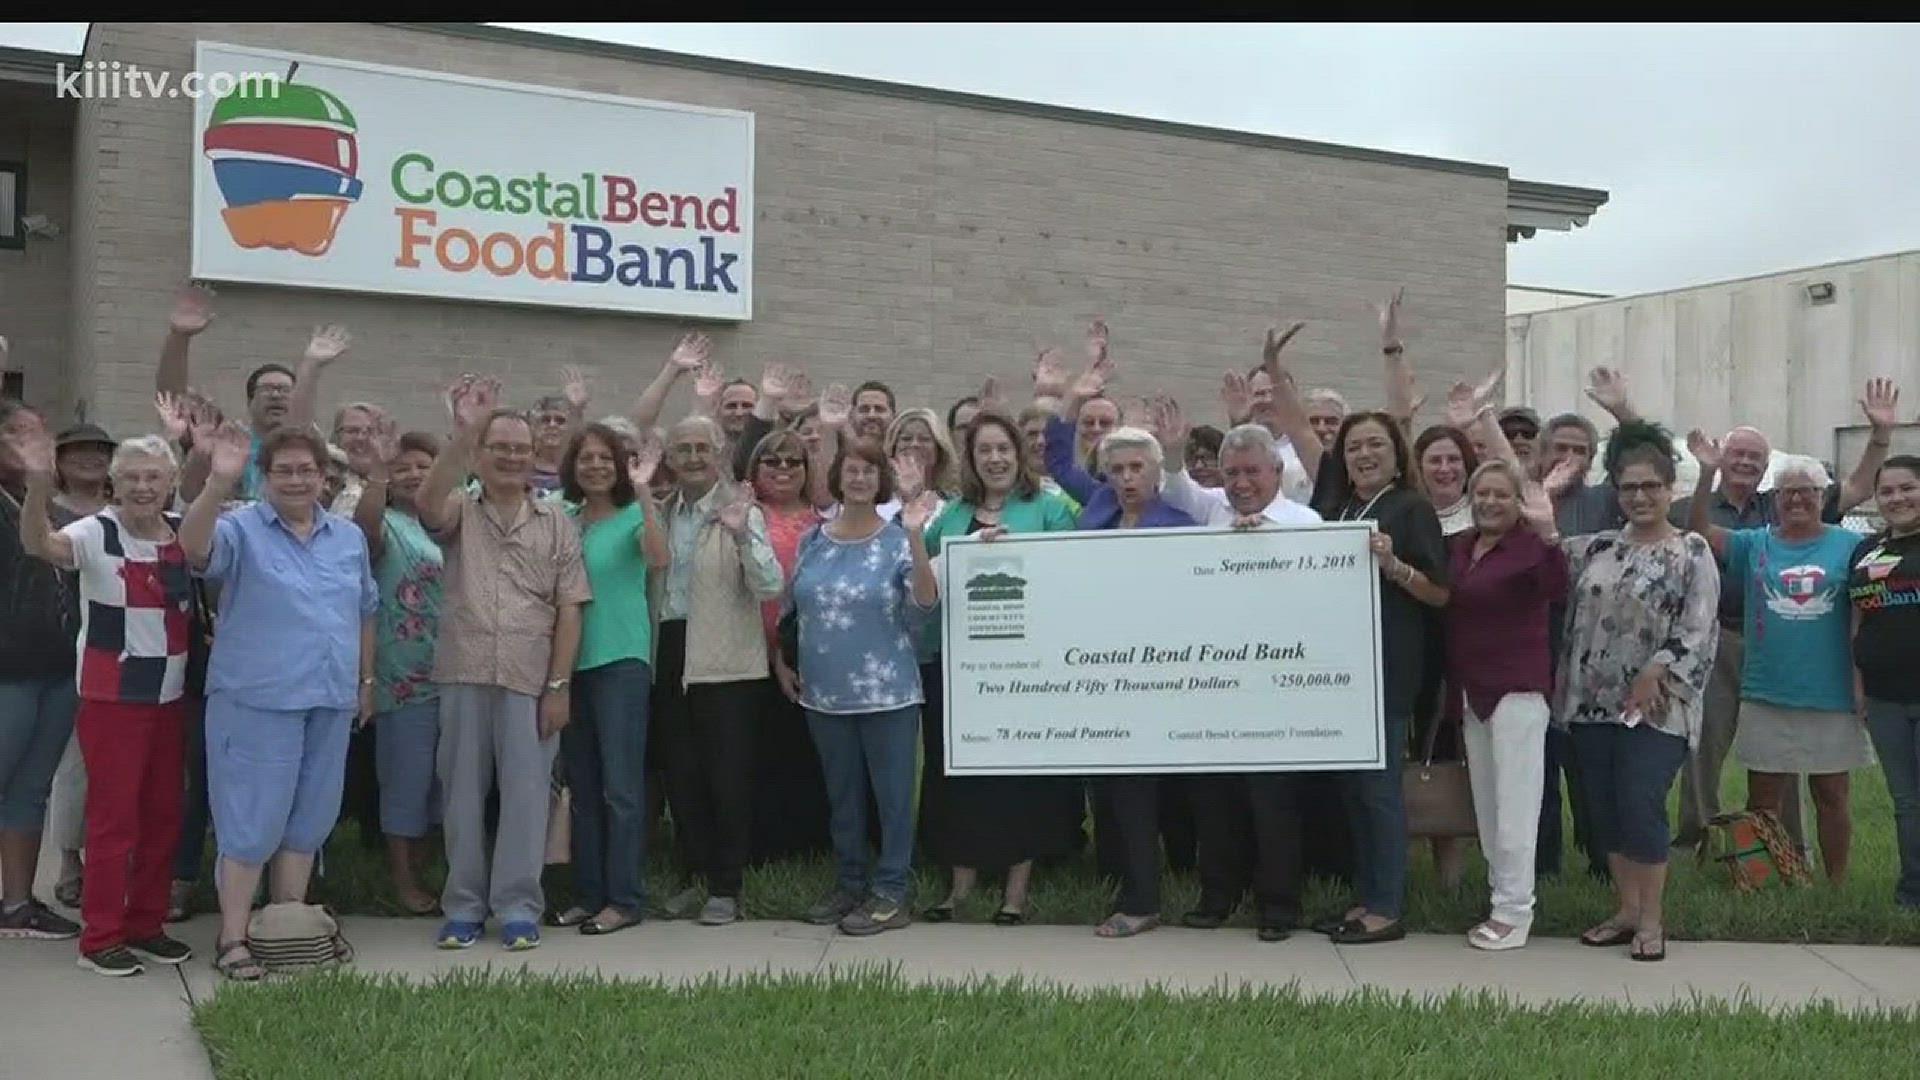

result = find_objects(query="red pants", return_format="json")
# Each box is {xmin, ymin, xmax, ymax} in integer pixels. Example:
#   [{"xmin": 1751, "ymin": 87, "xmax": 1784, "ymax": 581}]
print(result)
[{"xmin": 76, "ymin": 699, "xmax": 185, "ymax": 954}]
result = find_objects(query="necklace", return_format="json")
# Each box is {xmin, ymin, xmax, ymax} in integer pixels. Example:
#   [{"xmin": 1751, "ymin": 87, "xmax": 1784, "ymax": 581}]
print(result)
[{"xmin": 1339, "ymin": 487, "xmax": 1390, "ymax": 522}]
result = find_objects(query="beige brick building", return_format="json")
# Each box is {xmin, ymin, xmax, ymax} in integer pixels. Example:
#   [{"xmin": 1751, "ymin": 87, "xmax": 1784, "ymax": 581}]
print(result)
[{"xmin": 3, "ymin": 23, "xmax": 1605, "ymax": 440}]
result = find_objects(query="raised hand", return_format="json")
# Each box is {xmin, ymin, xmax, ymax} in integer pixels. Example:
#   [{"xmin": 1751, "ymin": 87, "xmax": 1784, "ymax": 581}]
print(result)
[
  {"xmin": 1541, "ymin": 456, "xmax": 1584, "ymax": 498},
  {"xmin": 1445, "ymin": 365, "xmax": 1505, "ymax": 429},
  {"xmin": 207, "ymin": 420, "xmax": 254, "ymax": 481},
  {"xmin": 1861, "ymin": 377, "xmax": 1901, "ymax": 430},
  {"xmin": 451, "ymin": 375, "xmax": 501, "ymax": 432},
  {"xmin": 560, "ymin": 365, "xmax": 591, "ymax": 413},
  {"xmin": 154, "ymin": 391, "xmax": 191, "ymax": 443},
  {"xmin": 670, "ymin": 332, "xmax": 712, "ymax": 372},
  {"xmin": 443, "ymin": 373, "xmax": 476, "ymax": 423},
  {"xmin": 893, "ymin": 454, "xmax": 927, "ymax": 501},
  {"xmin": 1032, "ymin": 348, "xmax": 1070, "ymax": 399},
  {"xmin": 979, "ymin": 374, "xmax": 1005, "ymax": 413},
  {"xmin": 1119, "ymin": 396, "xmax": 1152, "ymax": 429},
  {"xmin": 782, "ymin": 368, "xmax": 816, "ymax": 411},
  {"xmin": 693, "ymin": 359, "xmax": 725, "ymax": 403},
  {"xmin": 1585, "ymin": 367, "xmax": 1630, "ymax": 415},
  {"xmin": 1520, "ymin": 480, "xmax": 1558, "ymax": 534},
  {"xmin": 3, "ymin": 415, "xmax": 55, "ymax": 477},
  {"xmin": 1262, "ymin": 321, "xmax": 1307, "ymax": 368},
  {"xmin": 715, "ymin": 487, "xmax": 752, "ymax": 534},
  {"xmin": 169, "ymin": 283, "xmax": 216, "ymax": 336},
  {"xmin": 1686, "ymin": 429, "xmax": 1724, "ymax": 471},
  {"xmin": 185, "ymin": 393, "xmax": 221, "ymax": 449},
  {"xmin": 1149, "ymin": 394, "xmax": 1189, "ymax": 452},
  {"xmin": 819, "ymin": 384, "xmax": 853, "ymax": 428},
  {"xmin": 760, "ymin": 361, "xmax": 793, "ymax": 402},
  {"xmin": 1375, "ymin": 287, "xmax": 1405, "ymax": 352},
  {"xmin": 304, "ymin": 324, "xmax": 352, "ymax": 366},
  {"xmin": 1220, "ymin": 370, "xmax": 1253, "ymax": 425},
  {"xmin": 369, "ymin": 415, "xmax": 400, "ymax": 466},
  {"xmin": 629, "ymin": 433, "xmax": 663, "ymax": 489},
  {"xmin": 898, "ymin": 490, "xmax": 942, "ymax": 532},
  {"xmin": 1085, "ymin": 319, "xmax": 1111, "ymax": 367},
  {"xmin": 1070, "ymin": 352, "xmax": 1114, "ymax": 401}
]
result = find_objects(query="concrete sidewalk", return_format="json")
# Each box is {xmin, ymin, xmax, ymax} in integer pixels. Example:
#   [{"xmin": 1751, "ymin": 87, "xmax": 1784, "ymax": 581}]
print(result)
[{"xmin": 5, "ymin": 914, "xmax": 1917, "ymax": 1079}]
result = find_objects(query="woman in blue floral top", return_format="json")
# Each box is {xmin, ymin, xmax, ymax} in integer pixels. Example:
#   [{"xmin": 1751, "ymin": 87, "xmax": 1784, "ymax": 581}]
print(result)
[
  {"xmin": 351, "ymin": 428, "xmax": 445, "ymax": 917},
  {"xmin": 784, "ymin": 439, "xmax": 939, "ymax": 937}
]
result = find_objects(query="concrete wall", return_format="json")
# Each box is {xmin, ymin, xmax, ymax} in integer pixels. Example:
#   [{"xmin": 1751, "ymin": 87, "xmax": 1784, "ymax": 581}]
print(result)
[
  {"xmin": 0, "ymin": 85, "xmax": 75, "ymax": 418},
  {"xmin": 1506, "ymin": 285, "xmax": 1608, "ymax": 316},
  {"xmin": 73, "ymin": 22, "xmax": 1509, "ymax": 438},
  {"xmin": 1507, "ymin": 250, "xmax": 1920, "ymax": 463}
]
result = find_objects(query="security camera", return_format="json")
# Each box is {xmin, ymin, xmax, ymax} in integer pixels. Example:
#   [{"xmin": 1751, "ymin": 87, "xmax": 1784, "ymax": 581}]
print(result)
[{"xmin": 20, "ymin": 213, "xmax": 62, "ymax": 238}]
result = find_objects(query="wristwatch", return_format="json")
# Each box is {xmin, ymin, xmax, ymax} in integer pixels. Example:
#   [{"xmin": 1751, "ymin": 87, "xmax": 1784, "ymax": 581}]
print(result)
[{"xmin": 545, "ymin": 677, "xmax": 571, "ymax": 692}]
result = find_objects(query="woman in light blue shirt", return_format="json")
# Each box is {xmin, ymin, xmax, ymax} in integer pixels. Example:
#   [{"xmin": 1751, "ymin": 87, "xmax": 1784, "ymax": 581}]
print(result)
[
  {"xmin": 784, "ymin": 439, "xmax": 939, "ymax": 938},
  {"xmin": 1688, "ymin": 447, "xmax": 1868, "ymax": 884}
]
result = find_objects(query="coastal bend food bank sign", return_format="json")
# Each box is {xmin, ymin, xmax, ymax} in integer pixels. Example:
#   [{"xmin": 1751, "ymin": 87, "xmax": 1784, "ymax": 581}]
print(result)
[{"xmin": 189, "ymin": 42, "xmax": 754, "ymax": 320}]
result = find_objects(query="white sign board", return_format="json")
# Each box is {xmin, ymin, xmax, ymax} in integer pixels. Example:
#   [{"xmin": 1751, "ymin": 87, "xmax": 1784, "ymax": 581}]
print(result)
[
  {"xmin": 190, "ymin": 41, "xmax": 754, "ymax": 320},
  {"xmin": 940, "ymin": 524, "xmax": 1385, "ymax": 776}
]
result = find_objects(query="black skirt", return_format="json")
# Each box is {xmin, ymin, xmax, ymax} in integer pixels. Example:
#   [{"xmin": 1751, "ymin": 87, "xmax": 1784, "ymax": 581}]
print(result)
[{"xmin": 916, "ymin": 661, "xmax": 1082, "ymax": 870}]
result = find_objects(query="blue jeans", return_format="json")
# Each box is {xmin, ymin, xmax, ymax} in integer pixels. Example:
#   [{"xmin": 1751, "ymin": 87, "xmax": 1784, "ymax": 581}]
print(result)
[
  {"xmin": 1570, "ymin": 721, "xmax": 1687, "ymax": 865},
  {"xmin": 0, "ymin": 677, "xmax": 78, "ymax": 834},
  {"xmin": 1864, "ymin": 697, "xmax": 1920, "ymax": 909},
  {"xmin": 1339, "ymin": 712, "xmax": 1409, "ymax": 919},
  {"xmin": 562, "ymin": 660, "xmax": 652, "ymax": 916},
  {"xmin": 375, "ymin": 700, "xmax": 442, "ymax": 839},
  {"xmin": 172, "ymin": 697, "xmax": 211, "ymax": 883},
  {"xmin": 807, "ymin": 706, "xmax": 919, "ymax": 903}
]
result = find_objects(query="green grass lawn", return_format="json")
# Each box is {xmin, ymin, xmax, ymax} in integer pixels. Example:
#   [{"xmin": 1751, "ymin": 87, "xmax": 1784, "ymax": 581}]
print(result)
[
  {"xmin": 193, "ymin": 969, "xmax": 1920, "ymax": 1080},
  {"xmin": 270, "ymin": 765, "xmax": 1920, "ymax": 945}
]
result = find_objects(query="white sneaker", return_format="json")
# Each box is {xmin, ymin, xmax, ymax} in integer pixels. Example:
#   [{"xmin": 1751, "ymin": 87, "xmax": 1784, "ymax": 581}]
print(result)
[{"xmin": 1467, "ymin": 921, "xmax": 1529, "ymax": 951}]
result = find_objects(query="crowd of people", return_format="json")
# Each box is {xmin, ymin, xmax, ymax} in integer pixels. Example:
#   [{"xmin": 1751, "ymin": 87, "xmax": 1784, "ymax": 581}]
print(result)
[{"xmin": 0, "ymin": 283, "xmax": 1915, "ymax": 979}]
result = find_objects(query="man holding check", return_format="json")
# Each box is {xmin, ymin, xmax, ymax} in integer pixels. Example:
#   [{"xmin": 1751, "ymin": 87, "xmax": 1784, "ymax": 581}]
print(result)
[{"xmin": 1152, "ymin": 401, "xmax": 1320, "ymax": 942}]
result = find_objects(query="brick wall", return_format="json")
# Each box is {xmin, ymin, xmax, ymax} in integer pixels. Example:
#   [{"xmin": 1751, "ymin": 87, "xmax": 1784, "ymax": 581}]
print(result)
[
  {"xmin": 0, "ymin": 85, "xmax": 75, "ymax": 418},
  {"xmin": 73, "ymin": 22, "xmax": 1507, "ymax": 441}
]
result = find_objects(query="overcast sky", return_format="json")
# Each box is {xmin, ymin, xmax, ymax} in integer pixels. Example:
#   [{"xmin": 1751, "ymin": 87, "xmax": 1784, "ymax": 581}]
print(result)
[{"xmin": 12, "ymin": 22, "xmax": 1920, "ymax": 298}]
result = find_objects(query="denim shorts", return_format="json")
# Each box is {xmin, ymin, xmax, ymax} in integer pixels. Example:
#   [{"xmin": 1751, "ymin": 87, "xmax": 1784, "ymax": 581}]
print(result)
[
  {"xmin": 1570, "ymin": 721, "xmax": 1688, "ymax": 865},
  {"xmin": 0, "ymin": 677, "xmax": 79, "ymax": 832},
  {"xmin": 205, "ymin": 694, "xmax": 354, "ymax": 865}
]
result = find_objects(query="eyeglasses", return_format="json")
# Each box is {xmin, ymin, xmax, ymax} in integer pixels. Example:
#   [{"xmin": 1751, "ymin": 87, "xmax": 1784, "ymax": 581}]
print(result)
[
  {"xmin": 484, "ymin": 443, "xmax": 535, "ymax": 457},
  {"xmin": 758, "ymin": 455, "xmax": 807, "ymax": 469},
  {"xmin": 1776, "ymin": 486, "xmax": 1823, "ymax": 500},
  {"xmin": 253, "ymin": 384, "xmax": 295, "ymax": 399},
  {"xmin": 267, "ymin": 466, "xmax": 321, "ymax": 480},
  {"xmin": 671, "ymin": 443, "xmax": 716, "ymax": 457},
  {"xmin": 1618, "ymin": 480, "xmax": 1667, "ymax": 496}
]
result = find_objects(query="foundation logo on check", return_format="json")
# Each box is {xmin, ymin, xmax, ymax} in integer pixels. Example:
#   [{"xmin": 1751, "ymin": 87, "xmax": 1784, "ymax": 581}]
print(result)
[{"xmin": 963, "ymin": 560, "xmax": 1028, "ymax": 642}]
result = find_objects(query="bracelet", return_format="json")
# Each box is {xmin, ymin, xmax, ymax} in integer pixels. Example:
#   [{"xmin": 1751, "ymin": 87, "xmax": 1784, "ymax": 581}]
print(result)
[{"xmin": 1382, "ymin": 345, "xmax": 1405, "ymax": 356}]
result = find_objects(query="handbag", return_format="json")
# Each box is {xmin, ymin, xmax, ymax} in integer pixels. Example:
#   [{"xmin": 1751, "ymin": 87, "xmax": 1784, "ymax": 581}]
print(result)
[
  {"xmin": 776, "ymin": 607, "xmax": 799, "ymax": 670},
  {"xmin": 1402, "ymin": 709, "xmax": 1476, "ymax": 839},
  {"xmin": 1702, "ymin": 810, "xmax": 1812, "ymax": 893},
  {"xmin": 246, "ymin": 901, "xmax": 349, "ymax": 972}
]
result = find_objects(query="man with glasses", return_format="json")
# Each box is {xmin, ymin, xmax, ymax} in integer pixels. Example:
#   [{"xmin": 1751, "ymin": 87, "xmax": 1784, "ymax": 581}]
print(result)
[
  {"xmin": 527, "ymin": 395, "xmax": 580, "ymax": 498},
  {"xmin": 418, "ymin": 381, "xmax": 590, "ymax": 951},
  {"xmin": 1668, "ymin": 381, "xmax": 1900, "ymax": 851}
]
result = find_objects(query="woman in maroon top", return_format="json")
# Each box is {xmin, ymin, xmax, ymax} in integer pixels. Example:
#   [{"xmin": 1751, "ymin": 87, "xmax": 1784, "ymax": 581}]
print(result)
[{"xmin": 1444, "ymin": 459, "xmax": 1568, "ymax": 952}]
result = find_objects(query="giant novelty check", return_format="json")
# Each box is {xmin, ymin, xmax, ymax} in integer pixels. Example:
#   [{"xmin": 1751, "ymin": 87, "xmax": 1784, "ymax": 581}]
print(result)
[{"xmin": 940, "ymin": 522, "xmax": 1384, "ymax": 775}]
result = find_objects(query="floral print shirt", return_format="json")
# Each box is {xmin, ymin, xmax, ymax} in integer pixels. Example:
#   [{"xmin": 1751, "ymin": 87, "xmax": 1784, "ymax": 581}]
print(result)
[
  {"xmin": 1554, "ymin": 529, "xmax": 1720, "ymax": 745},
  {"xmin": 373, "ymin": 508, "xmax": 445, "ymax": 714},
  {"xmin": 784, "ymin": 519, "xmax": 934, "ymax": 715}
]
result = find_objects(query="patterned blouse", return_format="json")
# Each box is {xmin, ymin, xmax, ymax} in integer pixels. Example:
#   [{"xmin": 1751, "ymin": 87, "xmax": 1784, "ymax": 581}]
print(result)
[
  {"xmin": 372, "ymin": 508, "xmax": 445, "ymax": 715},
  {"xmin": 785, "ymin": 519, "xmax": 934, "ymax": 715},
  {"xmin": 1554, "ymin": 529, "xmax": 1720, "ymax": 745}
]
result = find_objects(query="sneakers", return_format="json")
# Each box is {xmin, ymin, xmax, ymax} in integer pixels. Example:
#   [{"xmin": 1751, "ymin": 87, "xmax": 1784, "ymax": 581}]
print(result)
[
  {"xmin": 436, "ymin": 920, "xmax": 482, "ymax": 949},
  {"xmin": 501, "ymin": 921, "xmax": 541, "ymax": 951},
  {"xmin": 696, "ymin": 896, "xmax": 742, "ymax": 926},
  {"xmin": 656, "ymin": 885, "xmax": 707, "ymax": 921},
  {"xmin": 78, "ymin": 945, "xmax": 145, "ymax": 977},
  {"xmin": 839, "ymin": 896, "xmax": 910, "ymax": 937},
  {"xmin": 803, "ymin": 888, "xmax": 864, "ymax": 926},
  {"xmin": 126, "ymin": 935, "xmax": 194, "ymax": 965},
  {"xmin": 0, "ymin": 899, "xmax": 81, "ymax": 941}
]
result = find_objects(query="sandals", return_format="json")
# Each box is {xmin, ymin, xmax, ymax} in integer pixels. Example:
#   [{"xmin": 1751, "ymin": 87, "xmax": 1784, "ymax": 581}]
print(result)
[
  {"xmin": 580, "ymin": 910, "xmax": 643, "ymax": 936},
  {"xmin": 919, "ymin": 903, "xmax": 956, "ymax": 924},
  {"xmin": 1094, "ymin": 913, "xmax": 1160, "ymax": 939},
  {"xmin": 1630, "ymin": 929, "xmax": 1667, "ymax": 962},
  {"xmin": 1580, "ymin": 923, "xmax": 1636, "ymax": 948},
  {"xmin": 545, "ymin": 906, "xmax": 593, "ymax": 928},
  {"xmin": 213, "ymin": 939, "xmax": 267, "ymax": 982},
  {"xmin": 991, "ymin": 909, "xmax": 1027, "ymax": 927}
]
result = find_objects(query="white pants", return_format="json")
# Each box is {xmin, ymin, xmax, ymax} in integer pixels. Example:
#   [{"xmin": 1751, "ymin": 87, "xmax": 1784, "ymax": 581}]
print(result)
[
  {"xmin": 45, "ymin": 731, "xmax": 87, "ymax": 855},
  {"xmin": 1463, "ymin": 692, "xmax": 1549, "ymax": 929}
]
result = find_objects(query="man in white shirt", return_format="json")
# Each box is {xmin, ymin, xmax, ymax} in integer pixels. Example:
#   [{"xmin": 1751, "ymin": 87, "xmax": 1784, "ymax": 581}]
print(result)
[
  {"xmin": 1161, "ymin": 423, "xmax": 1321, "ymax": 529},
  {"xmin": 1150, "ymin": 418, "xmax": 1316, "ymax": 940}
]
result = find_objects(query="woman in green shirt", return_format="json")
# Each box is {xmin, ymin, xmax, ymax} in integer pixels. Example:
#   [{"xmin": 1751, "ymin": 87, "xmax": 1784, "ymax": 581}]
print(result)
[{"xmin": 548, "ymin": 425, "xmax": 669, "ymax": 936}]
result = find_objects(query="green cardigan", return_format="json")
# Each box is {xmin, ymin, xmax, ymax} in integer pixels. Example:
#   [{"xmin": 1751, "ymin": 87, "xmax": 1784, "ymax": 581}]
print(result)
[{"xmin": 917, "ymin": 488, "xmax": 1078, "ymax": 660}]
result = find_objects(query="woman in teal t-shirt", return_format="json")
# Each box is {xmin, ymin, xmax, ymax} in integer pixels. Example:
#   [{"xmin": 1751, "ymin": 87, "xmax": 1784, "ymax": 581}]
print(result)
[
  {"xmin": 1689, "ymin": 449, "xmax": 1869, "ymax": 883},
  {"xmin": 550, "ymin": 425, "xmax": 669, "ymax": 935}
]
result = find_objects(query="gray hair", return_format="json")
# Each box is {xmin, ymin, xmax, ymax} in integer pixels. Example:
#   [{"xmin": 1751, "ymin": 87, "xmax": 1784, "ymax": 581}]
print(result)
[
  {"xmin": 598, "ymin": 415, "xmax": 642, "ymax": 442},
  {"xmin": 669, "ymin": 414, "xmax": 726, "ymax": 446},
  {"xmin": 1303, "ymin": 388, "xmax": 1349, "ymax": 415},
  {"xmin": 1220, "ymin": 423, "xmax": 1277, "ymax": 458},
  {"xmin": 330, "ymin": 402, "xmax": 382, "ymax": 438},
  {"xmin": 1773, "ymin": 454, "xmax": 1830, "ymax": 490},
  {"xmin": 1096, "ymin": 426, "xmax": 1164, "ymax": 472},
  {"xmin": 108, "ymin": 435, "xmax": 178, "ymax": 478}
]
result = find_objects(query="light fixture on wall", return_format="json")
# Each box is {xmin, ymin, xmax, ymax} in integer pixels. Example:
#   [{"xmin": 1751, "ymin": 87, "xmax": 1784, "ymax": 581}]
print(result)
[
  {"xmin": 0, "ymin": 162, "xmax": 22, "ymax": 251},
  {"xmin": 1805, "ymin": 281, "xmax": 1837, "ymax": 304}
]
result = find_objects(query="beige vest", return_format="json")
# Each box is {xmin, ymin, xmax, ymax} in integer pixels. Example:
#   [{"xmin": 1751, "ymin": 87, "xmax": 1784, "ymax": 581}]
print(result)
[{"xmin": 682, "ymin": 511, "xmax": 772, "ymax": 688}]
